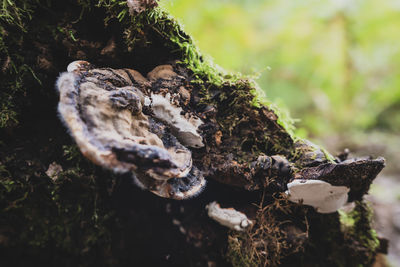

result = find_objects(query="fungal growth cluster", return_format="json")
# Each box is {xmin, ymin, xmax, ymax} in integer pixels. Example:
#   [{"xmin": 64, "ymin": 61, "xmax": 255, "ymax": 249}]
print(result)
[
  {"xmin": 57, "ymin": 61, "xmax": 205, "ymax": 199},
  {"xmin": 56, "ymin": 60, "xmax": 385, "ymax": 216}
]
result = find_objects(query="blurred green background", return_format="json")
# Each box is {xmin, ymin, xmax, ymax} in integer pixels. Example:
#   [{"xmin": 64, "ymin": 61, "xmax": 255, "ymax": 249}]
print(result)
[
  {"xmin": 162, "ymin": 0, "xmax": 400, "ymax": 139},
  {"xmin": 162, "ymin": 1, "xmax": 400, "ymax": 264}
]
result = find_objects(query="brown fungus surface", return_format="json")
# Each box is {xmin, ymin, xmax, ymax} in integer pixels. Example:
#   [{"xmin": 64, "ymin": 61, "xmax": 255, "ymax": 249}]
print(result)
[{"xmin": 57, "ymin": 60, "xmax": 205, "ymax": 199}]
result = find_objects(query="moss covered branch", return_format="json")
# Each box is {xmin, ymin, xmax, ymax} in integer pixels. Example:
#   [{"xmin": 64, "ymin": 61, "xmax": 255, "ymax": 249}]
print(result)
[{"xmin": 0, "ymin": 1, "xmax": 386, "ymax": 266}]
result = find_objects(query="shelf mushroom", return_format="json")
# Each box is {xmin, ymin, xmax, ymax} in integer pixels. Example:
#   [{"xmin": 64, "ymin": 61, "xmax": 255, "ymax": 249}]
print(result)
[
  {"xmin": 56, "ymin": 60, "xmax": 206, "ymax": 199},
  {"xmin": 285, "ymin": 179, "xmax": 350, "ymax": 213}
]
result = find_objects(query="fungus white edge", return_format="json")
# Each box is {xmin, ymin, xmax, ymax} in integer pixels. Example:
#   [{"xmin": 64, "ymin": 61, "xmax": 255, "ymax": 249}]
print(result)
[
  {"xmin": 206, "ymin": 201, "xmax": 253, "ymax": 231},
  {"xmin": 150, "ymin": 93, "xmax": 204, "ymax": 148},
  {"xmin": 67, "ymin": 60, "xmax": 85, "ymax": 73},
  {"xmin": 285, "ymin": 179, "xmax": 350, "ymax": 213},
  {"xmin": 57, "ymin": 72, "xmax": 115, "ymax": 170},
  {"xmin": 167, "ymin": 177, "xmax": 206, "ymax": 200}
]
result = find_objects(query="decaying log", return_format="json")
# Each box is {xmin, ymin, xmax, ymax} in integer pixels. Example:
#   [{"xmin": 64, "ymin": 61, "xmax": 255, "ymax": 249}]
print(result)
[{"xmin": 0, "ymin": 1, "xmax": 386, "ymax": 266}]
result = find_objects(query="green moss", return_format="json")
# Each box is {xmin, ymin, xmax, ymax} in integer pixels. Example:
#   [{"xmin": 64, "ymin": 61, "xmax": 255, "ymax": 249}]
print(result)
[
  {"xmin": 0, "ymin": 147, "xmax": 116, "ymax": 264},
  {"xmin": 293, "ymin": 202, "xmax": 380, "ymax": 267},
  {"xmin": 226, "ymin": 235, "xmax": 258, "ymax": 267},
  {"xmin": 0, "ymin": 102, "xmax": 18, "ymax": 128},
  {"xmin": 342, "ymin": 201, "xmax": 380, "ymax": 253},
  {"xmin": 251, "ymin": 84, "xmax": 297, "ymax": 138},
  {"xmin": 0, "ymin": 61, "xmax": 42, "ymax": 128},
  {"xmin": 62, "ymin": 144, "xmax": 83, "ymax": 162},
  {"xmin": 321, "ymin": 147, "xmax": 336, "ymax": 163},
  {"xmin": 125, "ymin": 5, "xmax": 230, "ymax": 85},
  {"xmin": 0, "ymin": 0, "xmax": 44, "ymax": 129},
  {"xmin": 140, "ymin": 7, "xmax": 230, "ymax": 85},
  {"xmin": 336, "ymin": 201, "xmax": 380, "ymax": 267},
  {"xmin": 0, "ymin": 0, "xmax": 36, "ymax": 31},
  {"xmin": 339, "ymin": 209, "xmax": 356, "ymax": 228},
  {"xmin": 226, "ymin": 195, "xmax": 308, "ymax": 267}
]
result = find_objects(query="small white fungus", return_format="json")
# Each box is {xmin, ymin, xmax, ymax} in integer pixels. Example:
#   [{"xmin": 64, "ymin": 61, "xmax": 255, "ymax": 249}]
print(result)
[
  {"xmin": 206, "ymin": 201, "xmax": 252, "ymax": 231},
  {"xmin": 285, "ymin": 179, "xmax": 350, "ymax": 213}
]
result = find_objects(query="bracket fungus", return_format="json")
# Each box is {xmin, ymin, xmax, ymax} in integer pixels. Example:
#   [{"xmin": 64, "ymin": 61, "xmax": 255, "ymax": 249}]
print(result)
[
  {"xmin": 285, "ymin": 180, "xmax": 350, "ymax": 213},
  {"xmin": 57, "ymin": 60, "xmax": 205, "ymax": 199}
]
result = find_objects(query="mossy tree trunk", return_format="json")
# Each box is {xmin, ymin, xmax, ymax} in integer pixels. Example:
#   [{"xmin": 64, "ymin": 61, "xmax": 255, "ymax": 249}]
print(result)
[{"xmin": 0, "ymin": 1, "xmax": 386, "ymax": 266}]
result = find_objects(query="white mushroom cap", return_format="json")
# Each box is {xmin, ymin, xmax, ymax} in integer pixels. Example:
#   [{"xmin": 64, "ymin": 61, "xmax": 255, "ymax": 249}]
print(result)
[{"xmin": 285, "ymin": 179, "xmax": 350, "ymax": 213}]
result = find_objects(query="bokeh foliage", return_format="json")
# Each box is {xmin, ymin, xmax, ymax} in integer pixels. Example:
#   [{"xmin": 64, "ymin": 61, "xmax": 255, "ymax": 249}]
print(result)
[{"xmin": 162, "ymin": 0, "xmax": 400, "ymax": 137}]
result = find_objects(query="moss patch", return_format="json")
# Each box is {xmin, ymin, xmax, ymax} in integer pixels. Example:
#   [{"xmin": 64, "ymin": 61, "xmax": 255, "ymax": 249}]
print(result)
[
  {"xmin": 340, "ymin": 201, "xmax": 380, "ymax": 257},
  {"xmin": 227, "ymin": 193, "xmax": 308, "ymax": 267}
]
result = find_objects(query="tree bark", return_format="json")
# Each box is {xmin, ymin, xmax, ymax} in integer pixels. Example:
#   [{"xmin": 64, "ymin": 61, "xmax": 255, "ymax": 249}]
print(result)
[{"xmin": 0, "ymin": 1, "xmax": 386, "ymax": 266}]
